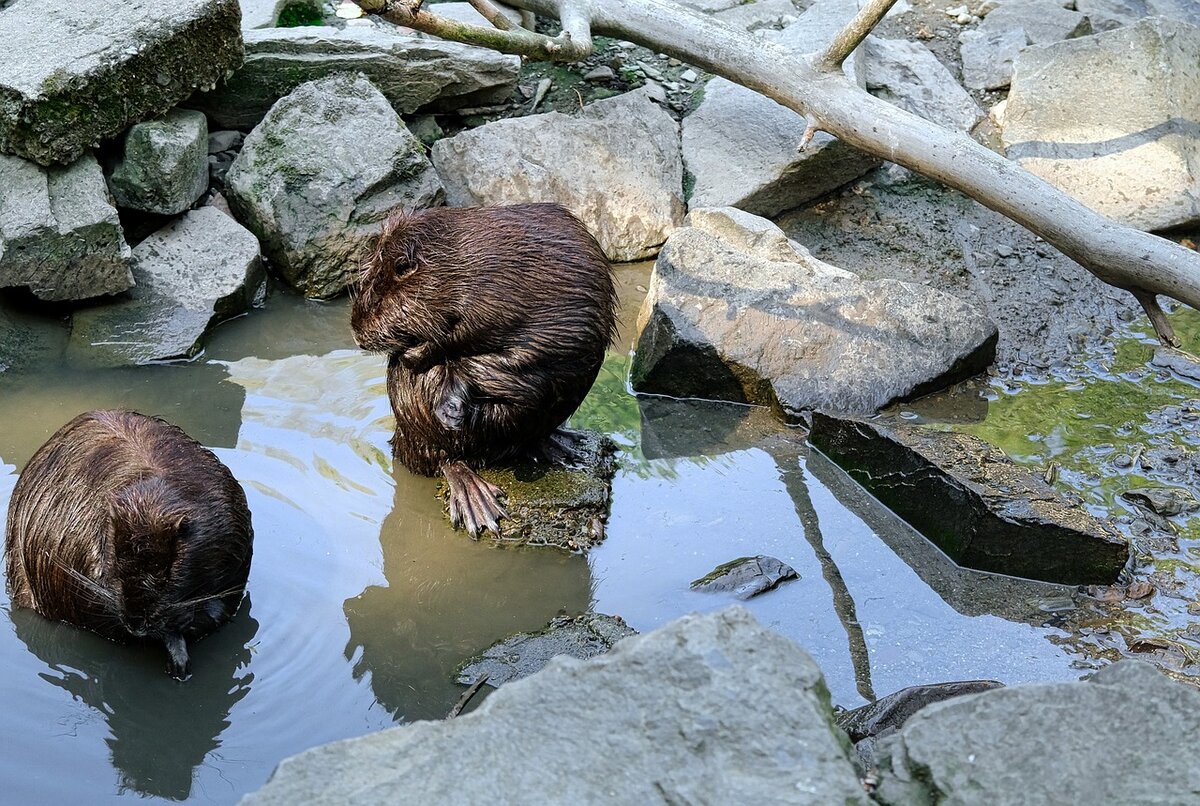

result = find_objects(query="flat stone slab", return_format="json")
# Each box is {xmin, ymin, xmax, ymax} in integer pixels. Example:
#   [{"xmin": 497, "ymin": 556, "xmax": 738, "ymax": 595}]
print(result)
[
  {"xmin": 109, "ymin": 109, "xmax": 209, "ymax": 215},
  {"xmin": 630, "ymin": 207, "xmax": 997, "ymax": 418},
  {"xmin": 865, "ymin": 37, "xmax": 983, "ymax": 132},
  {"xmin": 959, "ymin": 26, "xmax": 1027, "ymax": 90},
  {"xmin": 456, "ymin": 613, "xmax": 636, "ymax": 688},
  {"xmin": 1002, "ymin": 17, "xmax": 1200, "ymax": 231},
  {"xmin": 874, "ymin": 662, "xmax": 1200, "ymax": 804},
  {"xmin": 0, "ymin": 0, "xmax": 242, "ymax": 166},
  {"xmin": 808, "ymin": 412, "xmax": 1130, "ymax": 584},
  {"xmin": 68, "ymin": 206, "xmax": 264, "ymax": 366},
  {"xmin": 690, "ymin": 555, "xmax": 799, "ymax": 599},
  {"xmin": 225, "ymin": 73, "xmax": 443, "ymax": 299},
  {"xmin": 0, "ymin": 153, "xmax": 132, "ymax": 301},
  {"xmin": 432, "ymin": 87, "xmax": 684, "ymax": 262},
  {"xmin": 243, "ymin": 607, "xmax": 870, "ymax": 805},
  {"xmin": 192, "ymin": 25, "xmax": 520, "ymax": 130},
  {"xmin": 439, "ymin": 431, "xmax": 617, "ymax": 551}
]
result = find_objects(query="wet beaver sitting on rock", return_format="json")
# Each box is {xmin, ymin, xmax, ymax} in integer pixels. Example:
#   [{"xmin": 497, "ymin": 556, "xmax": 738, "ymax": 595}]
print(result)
[
  {"xmin": 352, "ymin": 203, "xmax": 617, "ymax": 538},
  {"xmin": 5, "ymin": 410, "xmax": 254, "ymax": 679}
]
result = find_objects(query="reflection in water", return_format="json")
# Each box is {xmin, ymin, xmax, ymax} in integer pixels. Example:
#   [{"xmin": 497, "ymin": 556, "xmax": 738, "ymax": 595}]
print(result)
[
  {"xmin": 344, "ymin": 467, "xmax": 594, "ymax": 722},
  {"xmin": 9, "ymin": 603, "xmax": 257, "ymax": 801}
]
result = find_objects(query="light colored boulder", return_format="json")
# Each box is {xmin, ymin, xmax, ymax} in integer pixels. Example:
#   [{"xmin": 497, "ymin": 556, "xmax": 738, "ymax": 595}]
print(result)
[
  {"xmin": 980, "ymin": 0, "xmax": 1092, "ymax": 43},
  {"xmin": 711, "ymin": 0, "xmax": 804, "ymax": 31},
  {"xmin": 243, "ymin": 608, "xmax": 870, "ymax": 805},
  {"xmin": 192, "ymin": 25, "xmax": 520, "ymax": 130},
  {"xmin": 0, "ymin": 154, "xmax": 132, "ymax": 301},
  {"xmin": 226, "ymin": 74, "xmax": 443, "ymax": 298},
  {"xmin": 959, "ymin": 26, "xmax": 1028, "ymax": 90},
  {"xmin": 0, "ymin": 0, "xmax": 242, "ymax": 166},
  {"xmin": 432, "ymin": 88, "xmax": 683, "ymax": 262},
  {"xmin": 1002, "ymin": 17, "xmax": 1200, "ymax": 231},
  {"xmin": 631, "ymin": 207, "xmax": 997, "ymax": 418},
  {"xmin": 108, "ymin": 109, "xmax": 209, "ymax": 215},
  {"xmin": 1072, "ymin": 0, "xmax": 1198, "ymax": 30},
  {"xmin": 682, "ymin": 0, "xmax": 879, "ymax": 217},
  {"xmin": 865, "ymin": 37, "xmax": 984, "ymax": 131},
  {"xmin": 68, "ymin": 207, "xmax": 265, "ymax": 367}
]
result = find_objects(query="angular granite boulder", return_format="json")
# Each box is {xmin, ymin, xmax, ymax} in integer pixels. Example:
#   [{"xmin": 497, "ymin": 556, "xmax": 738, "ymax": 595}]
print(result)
[
  {"xmin": 432, "ymin": 87, "xmax": 684, "ymax": 262},
  {"xmin": 0, "ymin": 153, "xmax": 132, "ymax": 301},
  {"xmin": 0, "ymin": 0, "xmax": 242, "ymax": 165},
  {"xmin": 108, "ymin": 109, "xmax": 209, "ymax": 215},
  {"xmin": 225, "ymin": 74, "xmax": 443, "ymax": 298},
  {"xmin": 630, "ymin": 207, "xmax": 997, "ymax": 419},
  {"xmin": 808, "ymin": 412, "xmax": 1130, "ymax": 584}
]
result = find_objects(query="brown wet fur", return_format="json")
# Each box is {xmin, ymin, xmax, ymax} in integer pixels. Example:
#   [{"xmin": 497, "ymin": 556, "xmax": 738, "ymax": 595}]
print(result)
[
  {"xmin": 4, "ymin": 410, "xmax": 254, "ymax": 678},
  {"xmin": 351, "ymin": 204, "xmax": 618, "ymax": 482}
]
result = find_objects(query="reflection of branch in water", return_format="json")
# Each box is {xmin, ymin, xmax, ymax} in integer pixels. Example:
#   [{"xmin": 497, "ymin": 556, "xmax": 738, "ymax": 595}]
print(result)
[{"xmin": 769, "ymin": 442, "xmax": 876, "ymax": 702}]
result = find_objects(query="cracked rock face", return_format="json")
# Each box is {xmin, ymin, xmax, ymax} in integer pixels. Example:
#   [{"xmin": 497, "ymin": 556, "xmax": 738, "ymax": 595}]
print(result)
[{"xmin": 108, "ymin": 109, "xmax": 209, "ymax": 215}]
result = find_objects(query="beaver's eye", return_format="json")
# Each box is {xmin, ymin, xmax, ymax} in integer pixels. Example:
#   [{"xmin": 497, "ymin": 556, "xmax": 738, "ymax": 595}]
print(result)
[{"xmin": 394, "ymin": 261, "xmax": 416, "ymax": 278}]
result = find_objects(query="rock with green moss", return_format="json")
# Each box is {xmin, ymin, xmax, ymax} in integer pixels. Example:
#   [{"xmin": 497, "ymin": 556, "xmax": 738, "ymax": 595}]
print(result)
[
  {"xmin": 225, "ymin": 73, "xmax": 443, "ymax": 299},
  {"xmin": 439, "ymin": 431, "xmax": 617, "ymax": 551},
  {"xmin": 0, "ymin": 153, "xmax": 132, "ymax": 301},
  {"xmin": 0, "ymin": 0, "xmax": 243, "ymax": 166},
  {"xmin": 108, "ymin": 110, "xmax": 209, "ymax": 215}
]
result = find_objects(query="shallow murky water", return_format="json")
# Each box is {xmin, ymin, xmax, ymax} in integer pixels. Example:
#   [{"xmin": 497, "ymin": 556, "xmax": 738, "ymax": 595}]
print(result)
[{"xmin": 1, "ymin": 264, "xmax": 1099, "ymax": 803}]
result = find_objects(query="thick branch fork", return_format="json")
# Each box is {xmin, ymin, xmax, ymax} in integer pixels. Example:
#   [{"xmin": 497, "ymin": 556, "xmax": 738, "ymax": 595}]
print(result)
[{"xmin": 358, "ymin": 0, "xmax": 1200, "ymax": 346}]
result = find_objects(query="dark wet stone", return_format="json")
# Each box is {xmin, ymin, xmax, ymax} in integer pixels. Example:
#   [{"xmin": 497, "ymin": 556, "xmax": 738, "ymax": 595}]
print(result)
[
  {"xmin": 808, "ymin": 412, "xmax": 1130, "ymax": 584},
  {"xmin": 456, "ymin": 612, "xmax": 637, "ymax": 688},
  {"xmin": 690, "ymin": 555, "xmax": 799, "ymax": 599},
  {"xmin": 438, "ymin": 431, "xmax": 617, "ymax": 552},
  {"xmin": 837, "ymin": 680, "xmax": 1004, "ymax": 744},
  {"xmin": 1152, "ymin": 347, "xmax": 1200, "ymax": 384},
  {"xmin": 1121, "ymin": 486, "xmax": 1199, "ymax": 517}
]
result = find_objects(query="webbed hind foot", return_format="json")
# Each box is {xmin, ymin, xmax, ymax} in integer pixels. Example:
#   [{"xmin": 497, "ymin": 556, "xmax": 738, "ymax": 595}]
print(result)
[
  {"xmin": 527, "ymin": 428, "xmax": 588, "ymax": 467},
  {"xmin": 443, "ymin": 461, "xmax": 507, "ymax": 539}
]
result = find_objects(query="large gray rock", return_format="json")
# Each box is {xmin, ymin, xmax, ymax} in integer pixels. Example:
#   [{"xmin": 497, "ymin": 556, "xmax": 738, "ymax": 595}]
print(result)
[
  {"xmin": 808, "ymin": 411, "xmax": 1130, "ymax": 584},
  {"xmin": 959, "ymin": 26, "xmax": 1028, "ymax": 90},
  {"xmin": 865, "ymin": 37, "xmax": 984, "ymax": 132},
  {"xmin": 1075, "ymin": 0, "xmax": 1200, "ymax": 30},
  {"xmin": 108, "ymin": 109, "xmax": 209, "ymax": 215},
  {"xmin": 630, "ymin": 207, "xmax": 997, "ymax": 419},
  {"xmin": 243, "ymin": 608, "xmax": 870, "ymax": 805},
  {"xmin": 1002, "ymin": 17, "xmax": 1200, "ymax": 231},
  {"xmin": 432, "ymin": 88, "xmax": 683, "ymax": 262},
  {"xmin": 68, "ymin": 207, "xmax": 264, "ymax": 367},
  {"xmin": 712, "ymin": 0, "xmax": 804, "ymax": 31},
  {"xmin": 192, "ymin": 26, "xmax": 520, "ymax": 130},
  {"xmin": 226, "ymin": 73, "xmax": 443, "ymax": 299},
  {"xmin": 980, "ymin": 0, "xmax": 1092, "ymax": 43},
  {"xmin": 682, "ymin": 0, "xmax": 880, "ymax": 216},
  {"xmin": 874, "ymin": 662, "xmax": 1200, "ymax": 804},
  {"xmin": 0, "ymin": 0, "xmax": 242, "ymax": 166},
  {"xmin": 0, "ymin": 153, "xmax": 132, "ymax": 301}
]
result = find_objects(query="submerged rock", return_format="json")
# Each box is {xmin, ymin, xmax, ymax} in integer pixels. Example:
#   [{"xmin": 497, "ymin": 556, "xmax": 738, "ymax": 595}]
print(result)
[
  {"xmin": 192, "ymin": 26, "xmax": 520, "ymax": 131},
  {"xmin": 1121, "ymin": 486, "xmax": 1199, "ymax": 518},
  {"xmin": 690, "ymin": 555, "xmax": 799, "ymax": 599},
  {"xmin": 873, "ymin": 662, "xmax": 1200, "ymax": 804},
  {"xmin": 438, "ymin": 431, "xmax": 617, "ymax": 552},
  {"xmin": 0, "ymin": 153, "xmax": 132, "ymax": 301},
  {"xmin": 0, "ymin": 0, "xmax": 242, "ymax": 166},
  {"xmin": 456, "ymin": 613, "xmax": 636, "ymax": 688},
  {"xmin": 431, "ymin": 88, "xmax": 683, "ymax": 262},
  {"xmin": 630, "ymin": 207, "xmax": 997, "ymax": 418},
  {"xmin": 108, "ymin": 110, "xmax": 209, "ymax": 215},
  {"xmin": 243, "ymin": 607, "xmax": 870, "ymax": 805},
  {"xmin": 68, "ymin": 206, "xmax": 264, "ymax": 366},
  {"xmin": 808, "ymin": 412, "xmax": 1130, "ymax": 584},
  {"xmin": 1003, "ymin": 17, "xmax": 1200, "ymax": 231},
  {"xmin": 225, "ymin": 73, "xmax": 443, "ymax": 299}
]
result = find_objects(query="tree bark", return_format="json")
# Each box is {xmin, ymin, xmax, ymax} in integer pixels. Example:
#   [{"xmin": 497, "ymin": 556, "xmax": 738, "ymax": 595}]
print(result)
[{"xmin": 360, "ymin": 0, "xmax": 1200, "ymax": 346}]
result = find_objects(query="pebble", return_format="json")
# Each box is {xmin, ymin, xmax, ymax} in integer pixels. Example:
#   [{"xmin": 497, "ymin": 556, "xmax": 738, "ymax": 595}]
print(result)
[
  {"xmin": 995, "ymin": 244, "xmax": 1014, "ymax": 257},
  {"xmin": 680, "ymin": 68, "xmax": 698, "ymax": 82},
  {"xmin": 583, "ymin": 66, "xmax": 616, "ymax": 82}
]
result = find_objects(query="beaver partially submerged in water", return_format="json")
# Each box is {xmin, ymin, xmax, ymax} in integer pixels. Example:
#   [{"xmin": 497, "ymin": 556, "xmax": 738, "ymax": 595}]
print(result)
[
  {"xmin": 352, "ymin": 204, "xmax": 617, "ymax": 537},
  {"xmin": 5, "ymin": 410, "xmax": 254, "ymax": 679}
]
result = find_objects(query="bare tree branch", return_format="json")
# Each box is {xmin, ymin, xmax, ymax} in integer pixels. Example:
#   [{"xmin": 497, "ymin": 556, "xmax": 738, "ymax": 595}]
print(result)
[
  {"xmin": 816, "ymin": 0, "xmax": 902, "ymax": 72},
  {"xmin": 358, "ymin": 0, "xmax": 1200, "ymax": 346},
  {"xmin": 467, "ymin": 0, "xmax": 516, "ymax": 31}
]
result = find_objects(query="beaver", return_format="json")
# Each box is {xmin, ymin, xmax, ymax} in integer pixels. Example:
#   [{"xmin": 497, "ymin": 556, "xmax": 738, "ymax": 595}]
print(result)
[
  {"xmin": 352, "ymin": 203, "xmax": 617, "ymax": 538},
  {"xmin": 4, "ymin": 410, "xmax": 253, "ymax": 680}
]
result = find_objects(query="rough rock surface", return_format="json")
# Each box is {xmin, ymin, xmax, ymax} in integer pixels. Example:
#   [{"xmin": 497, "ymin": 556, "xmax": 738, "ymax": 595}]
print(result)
[
  {"xmin": 980, "ymin": 0, "xmax": 1092, "ymax": 43},
  {"xmin": 874, "ymin": 662, "xmax": 1200, "ymax": 804},
  {"xmin": 630, "ymin": 207, "xmax": 997, "ymax": 419},
  {"xmin": 959, "ymin": 26, "xmax": 1028, "ymax": 90},
  {"xmin": 1002, "ymin": 17, "xmax": 1200, "ymax": 231},
  {"xmin": 711, "ymin": 0, "xmax": 804, "ymax": 31},
  {"xmin": 865, "ymin": 37, "xmax": 983, "ymax": 131},
  {"xmin": 243, "ymin": 608, "xmax": 870, "ymax": 805},
  {"xmin": 0, "ymin": 0, "xmax": 243, "ymax": 166},
  {"xmin": 108, "ymin": 109, "xmax": 209, "ymax": 215},
  {"xmin": 691, "ymin": 555, "xmax": 799, "ymax": 599},
  {"xmin": 432, "ymin": 88, "xmax": 683, "ymax": 262},
  {"xmin": 439, "ymin": 431, "xmax": 616, "ymax": 551},
  {"xmin": 68, "ymin": 207, "xmax": 264, "ymax": 366},
  {"xmin": 456, "ymin": 613, "xmax": 636, "ymax": 688},
  {"xmin": 683, "ymin": 0, "xmax": 879, "ymax": 216},
  {"xmin": 1075, "ymin": 0, "xmax": 1200, "ymax": 30},
  {"xmin": 225, "ymin": 74, "xmax": 443, "ymax": 299},
  {"xmin": 0, "ymin": 154, "xmax": 132, "ymax": 301},
  {"xmin": 808, "ymin": 412, "xmax": 1130, "ymax": 584},
  {"xmin": 192, "ymin": 26, "xmax": 520, "ymax": 130}
]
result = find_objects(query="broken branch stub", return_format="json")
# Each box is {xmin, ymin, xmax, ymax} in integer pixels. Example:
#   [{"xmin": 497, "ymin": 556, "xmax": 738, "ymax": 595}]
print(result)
[{"xmin": 355, "ymin": 0, "xmax": 1200, "ymax": 346}]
